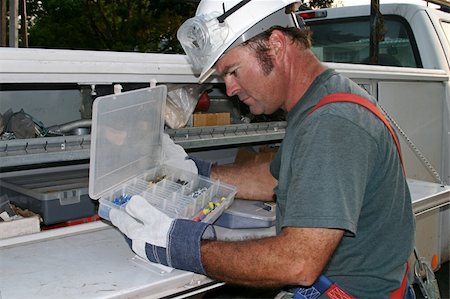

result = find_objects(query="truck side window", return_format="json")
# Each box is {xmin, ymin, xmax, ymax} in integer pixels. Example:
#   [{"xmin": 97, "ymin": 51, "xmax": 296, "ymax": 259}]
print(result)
[
  {"xmin": 441, "ymin": 21, "xmax": 450, "ymax": 52},
  {"xmin": 307, "ymin": 16, "xmax": 422, "ymax": 68}
]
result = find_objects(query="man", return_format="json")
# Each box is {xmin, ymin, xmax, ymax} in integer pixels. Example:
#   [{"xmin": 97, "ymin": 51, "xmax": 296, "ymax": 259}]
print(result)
[{"xmin": 110, "ymin": 0, "xmax": 416, "ymax": 298}]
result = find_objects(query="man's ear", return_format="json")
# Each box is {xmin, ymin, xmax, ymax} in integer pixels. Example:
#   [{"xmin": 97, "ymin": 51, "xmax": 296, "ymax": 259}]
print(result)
[{"xmin": 269, "ymin": 30, "xmax": 287, "ymax": 60}]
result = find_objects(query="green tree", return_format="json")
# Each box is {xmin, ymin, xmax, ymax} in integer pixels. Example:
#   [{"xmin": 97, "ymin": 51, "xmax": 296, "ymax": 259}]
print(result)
[
  {"xmin": 308, "ymin": 0, "xmax": 334, "ymax": 9},
  {"xmin": 83, "ymin": 0, "xmax": 197, "ymax": 52},
  {"xmin": 28, "ymin": 0, "xmax": 197, "ymax": 52},
  {"xmin": 28, "ymin": 0, "xmax": 101, "ymax": 50},
  {"xmin": 26, "ymin": 0, "xmax": 334, "ymax": 52}
]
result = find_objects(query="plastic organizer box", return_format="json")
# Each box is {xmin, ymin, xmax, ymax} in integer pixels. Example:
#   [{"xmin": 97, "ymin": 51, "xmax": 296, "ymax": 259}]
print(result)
[
  {"xmin": 98, "ymin": 164, "xmax": 236, "ymax": 223},
  {"xmin": 89, "ymin": 86, "xmax": 235, "ymax": 224}
]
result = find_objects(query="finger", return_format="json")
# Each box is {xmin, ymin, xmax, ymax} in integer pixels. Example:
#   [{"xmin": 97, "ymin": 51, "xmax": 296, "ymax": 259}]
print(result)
[
  {"xmin": 162, "ymin": 133, "xmax": 188, "ymax": 159},
  {"xmin": 110, "ymin": 208, "xmax": 145, "ymax": 239},
  {"xmin": 126, "ymin": 195, "xmax": 172, "ymax": 225}
]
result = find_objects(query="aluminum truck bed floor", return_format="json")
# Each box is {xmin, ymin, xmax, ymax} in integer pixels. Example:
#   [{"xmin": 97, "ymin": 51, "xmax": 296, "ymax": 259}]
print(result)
[{"xmin": 0, "ymin": 221, "xmax": 218, "ymax": 299}]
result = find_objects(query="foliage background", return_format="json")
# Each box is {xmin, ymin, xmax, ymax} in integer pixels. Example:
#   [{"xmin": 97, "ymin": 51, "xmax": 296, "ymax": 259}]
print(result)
[
  {"xmin": 11, "ymin": 0, "xmax": 333, "ymax": 53},
  {"xmin": 26, "ymin": 0, "xmax": 198, "ymax": 53}
]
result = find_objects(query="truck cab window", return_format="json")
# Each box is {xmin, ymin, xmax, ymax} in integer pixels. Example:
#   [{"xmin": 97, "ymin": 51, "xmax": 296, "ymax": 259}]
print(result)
[
  {"xmin": 441, "ymin": 21, "xmax": 450, "ymax": 52},
  {"xmin": 307, "ymin": 16, "xmax": 421, "ymax": 68}
]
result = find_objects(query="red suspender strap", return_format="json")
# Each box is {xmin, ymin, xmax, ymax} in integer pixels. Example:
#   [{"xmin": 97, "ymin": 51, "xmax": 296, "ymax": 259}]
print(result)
[
  {"xmin": 389, "ymin": 264, "xmax": 410, "ymax": 299},
  {"xmin": 308, "ymin": 92, "xmax": 405, "ymax": 173}
]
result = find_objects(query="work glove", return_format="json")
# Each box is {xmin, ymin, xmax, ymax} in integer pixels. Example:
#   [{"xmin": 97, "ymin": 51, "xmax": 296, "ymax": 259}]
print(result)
[
  {"xmin": 161, "ymin": 133, "xmax": 198, "ymax": 174},
  {"xmin": 162, "ymin": 132, "xmax": 213, "ymax": 177},
  {"xmin": 110, "ymin": 195, "xmax": 216, "ymax": 275}
]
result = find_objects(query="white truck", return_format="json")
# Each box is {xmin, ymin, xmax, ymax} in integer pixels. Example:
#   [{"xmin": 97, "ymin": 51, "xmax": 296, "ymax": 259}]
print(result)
[{"xmin": 0, "ymin": 3, "xmax": 449, "ymax": 298}]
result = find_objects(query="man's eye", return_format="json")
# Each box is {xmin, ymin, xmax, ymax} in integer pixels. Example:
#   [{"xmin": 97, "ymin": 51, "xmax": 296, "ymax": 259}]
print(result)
[{"xmin": 223, "ymin": 67, "xmax": 238, "ymax": 78}]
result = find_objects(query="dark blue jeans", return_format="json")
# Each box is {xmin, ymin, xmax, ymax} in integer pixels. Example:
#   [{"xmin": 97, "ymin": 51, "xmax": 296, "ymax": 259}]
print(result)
[{"xmin": 405, "ymin": 285, "xmax": 416, "ymax": 299}]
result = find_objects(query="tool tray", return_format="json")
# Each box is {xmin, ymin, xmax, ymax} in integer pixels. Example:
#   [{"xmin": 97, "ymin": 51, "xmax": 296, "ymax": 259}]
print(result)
[{"xmin": 0, "ymin": 166, "xmax": 96, "ymax": 225}]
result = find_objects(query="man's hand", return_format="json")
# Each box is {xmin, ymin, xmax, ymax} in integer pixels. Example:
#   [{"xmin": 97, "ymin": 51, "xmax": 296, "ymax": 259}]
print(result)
[{"xmin": 110, "ymin": 195, "xmax": 216, "ymax": 275}]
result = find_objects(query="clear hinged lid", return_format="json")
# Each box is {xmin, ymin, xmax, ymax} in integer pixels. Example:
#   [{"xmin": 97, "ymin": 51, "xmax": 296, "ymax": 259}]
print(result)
[{"xmin": 89, "ymin": 86, "xmax": 167, "ymax": 199}]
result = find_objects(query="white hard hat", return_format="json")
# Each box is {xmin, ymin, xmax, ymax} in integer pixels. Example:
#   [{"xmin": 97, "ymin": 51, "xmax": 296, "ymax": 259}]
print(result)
[{"xmin": 177, "ymin": 0, "xmax": 302, "ymax": 83}]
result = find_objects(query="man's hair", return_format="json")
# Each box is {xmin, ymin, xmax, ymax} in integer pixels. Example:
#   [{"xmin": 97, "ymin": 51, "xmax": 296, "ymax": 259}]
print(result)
[{"xmin": 242, "ymin": 26, "xmax": 312, "ymax": 75}]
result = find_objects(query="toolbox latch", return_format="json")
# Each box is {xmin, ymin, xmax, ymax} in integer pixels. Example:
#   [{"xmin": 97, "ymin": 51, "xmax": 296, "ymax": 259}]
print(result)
[{"xmin": 59, "ymin": 190, "xmax": 81, "ymax": 205}]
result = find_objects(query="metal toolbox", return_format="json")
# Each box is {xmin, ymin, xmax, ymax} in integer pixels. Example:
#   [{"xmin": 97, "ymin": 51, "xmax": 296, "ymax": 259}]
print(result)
[{"xmin": 409, "ymin": 179, "xmax": 450, "ymax": 269}]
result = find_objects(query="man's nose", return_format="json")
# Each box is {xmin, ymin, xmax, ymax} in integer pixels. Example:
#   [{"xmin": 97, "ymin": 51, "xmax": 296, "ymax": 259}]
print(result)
[{"xmin": 224, "ymin": 76, "xmax": 239, "ymax": 97}]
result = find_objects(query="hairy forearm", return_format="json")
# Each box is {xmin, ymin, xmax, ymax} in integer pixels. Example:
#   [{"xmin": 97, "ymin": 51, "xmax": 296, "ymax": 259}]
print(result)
[
  {"xmin": 210, "ymin": 162, "xmax": 277, "ymax": 201},
  {"xmin": 200, "ymin": 228, "xmax": 344, "ymax": 287},
  {"xmin": 201, "ymin": 238, "xmax": 297, "ymax": 287}
]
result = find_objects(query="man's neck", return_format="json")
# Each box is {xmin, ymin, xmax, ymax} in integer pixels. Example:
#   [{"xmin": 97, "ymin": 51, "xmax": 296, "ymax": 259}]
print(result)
[{"xmin": 283, "ymin": 49, "xmax": 327, "ymax": 112}]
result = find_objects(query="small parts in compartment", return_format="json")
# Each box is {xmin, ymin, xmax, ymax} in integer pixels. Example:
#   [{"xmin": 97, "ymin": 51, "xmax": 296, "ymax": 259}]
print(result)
[
  {"xmin": 190, "ymin": 187, "xmax": 208, "ymax": 198},
  {"xmin": 113, "ymin": 194, "xmax": 132, "ymax": 206},
  {"xmin": 192, "ymin": 197, "xmax": 226, "ymax": 222},
  {"xmin": 176, "ymin": 179, "xmax": 188, "ymax": 186},
  {"xmin": 147, "ymin": 175, "xmax": 166, "ymax": 188}
]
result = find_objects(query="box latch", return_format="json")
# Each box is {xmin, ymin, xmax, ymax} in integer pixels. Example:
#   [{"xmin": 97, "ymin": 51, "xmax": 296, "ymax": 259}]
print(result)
[{"xmin": 59, "ymin": 190, "xmax": 81, "ymax": 205}]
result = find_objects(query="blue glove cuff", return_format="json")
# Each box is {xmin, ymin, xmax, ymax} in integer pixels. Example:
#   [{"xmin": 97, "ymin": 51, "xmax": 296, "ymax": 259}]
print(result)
[
  {"xmin": 123, "ymin": 219, "xmax": 216, "ymax": 275},
  {"xmin": 168, "ymin": 219, "xmax": 216, "ymax": 275},
  {"xmin": 188, "ymin": 156, "xmax": 213, "ymax": 177},
  {"xmin": 124, "ymin": 236, "xmax": 171, "ymax": 266}
]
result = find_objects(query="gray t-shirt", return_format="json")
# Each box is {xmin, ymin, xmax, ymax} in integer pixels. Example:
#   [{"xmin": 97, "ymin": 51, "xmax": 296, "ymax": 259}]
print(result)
[{"xmin": 270, "ymin": 69, "xmax": 415, "ymax": 298}]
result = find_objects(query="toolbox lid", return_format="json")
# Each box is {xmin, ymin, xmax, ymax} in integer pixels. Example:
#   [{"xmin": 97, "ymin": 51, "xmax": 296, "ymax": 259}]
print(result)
[
  {"xmin": 214, "ymin": 199, "xmax": 276, "ymax": 228},
  {"xmin": 89, "ymin": 86, "xmax": 167, "ymax": 199}
]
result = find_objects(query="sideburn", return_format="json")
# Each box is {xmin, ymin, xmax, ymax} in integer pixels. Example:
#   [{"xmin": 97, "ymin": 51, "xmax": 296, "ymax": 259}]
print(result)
[
  {"xmin": 257, "ymin": 50, "xmax": 274, "ymax": 75},
  {"xmin": 246, "ymin": 39, "xmax": 274, "ymax": 75}
]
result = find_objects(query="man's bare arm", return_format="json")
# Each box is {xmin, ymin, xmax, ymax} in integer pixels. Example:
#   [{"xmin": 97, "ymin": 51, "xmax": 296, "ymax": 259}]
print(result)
[
  {"xmin": 201, "ymin": 227, "xmax": 344, "ymax": 287},
  {"xmin": 210, "ymin": 161, "xmax": 277, "ymax": 201}
]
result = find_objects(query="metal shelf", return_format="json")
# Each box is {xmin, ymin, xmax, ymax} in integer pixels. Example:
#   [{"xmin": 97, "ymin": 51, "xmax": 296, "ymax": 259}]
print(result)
[
  {"xmin": 0, "ymin": 122, "xmax": 286, "ymax": 168},
  {"xmin": 166, "ymin": 121, "xmax": 286, "ymax": 149},
  {"xmin": 0, "ymin": 135, "xmax": 91, "ymax": 168}
]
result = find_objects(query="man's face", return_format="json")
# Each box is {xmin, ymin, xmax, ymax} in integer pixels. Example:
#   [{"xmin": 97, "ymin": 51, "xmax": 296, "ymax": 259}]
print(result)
[{"xmin": 215, "ymin": 45, "xmax": 285, "ymax": 115}]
